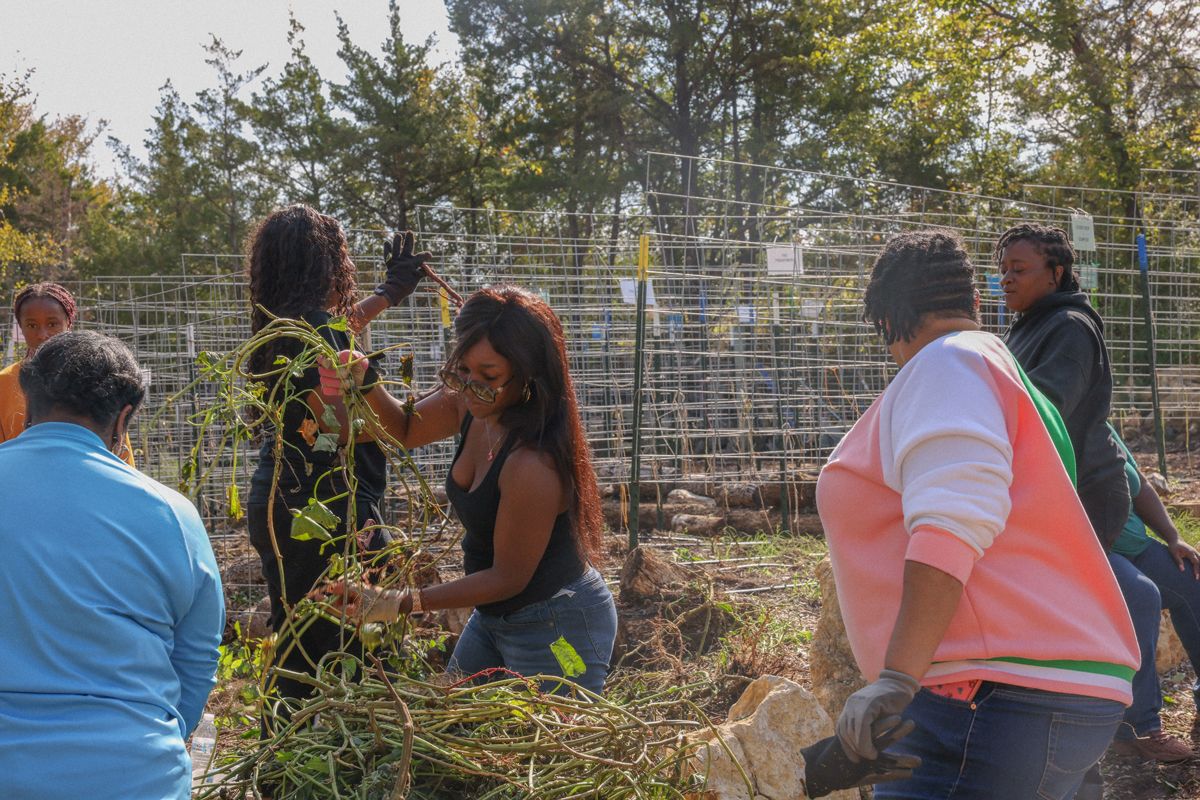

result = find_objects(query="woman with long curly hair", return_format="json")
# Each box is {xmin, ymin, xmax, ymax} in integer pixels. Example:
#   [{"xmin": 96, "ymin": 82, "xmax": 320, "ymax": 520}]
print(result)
[
  {"xmin": 244, "ymin": 204, "xmax": 427, "ymax": 715},
  {"xmin": 320, "ymin": 285, "xmax": 616, "ymax": 694}
]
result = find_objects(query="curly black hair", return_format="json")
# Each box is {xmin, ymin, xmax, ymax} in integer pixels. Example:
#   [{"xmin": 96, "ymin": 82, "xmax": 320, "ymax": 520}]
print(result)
[
  {"xmin": 245, "ymin": 205, "xmax": 356, "ymax": 375},
  {"xmin": 993, "ymin": 223, "xmax": 1079, "ymax": 292},
  {"xmin": 20, "ymin": 331, "xmax": 146, "ymax": 426},
  {"xmin": 863, "ymin": 229, "xmax": 978, "ymax": 345}
]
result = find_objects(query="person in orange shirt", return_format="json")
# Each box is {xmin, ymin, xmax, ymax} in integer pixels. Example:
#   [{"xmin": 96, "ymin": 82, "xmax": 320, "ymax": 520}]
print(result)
[{"xmin": 0, "ymin": 283, "xmax": 135, "ymax": 465}]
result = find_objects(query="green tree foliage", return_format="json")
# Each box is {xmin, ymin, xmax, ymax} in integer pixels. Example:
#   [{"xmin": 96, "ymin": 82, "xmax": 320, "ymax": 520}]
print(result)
[
  {"xmin": 0, "ymin": 71, "xmax": 111, "ymax": 281},
  {"xmin": 328, "ymin": 2, "xmax": 486, "ymax": 230},
  {"xmin": 246, "ymin": 16, "xmax": 343, "ymax": 210},
  {"xmin": 190, "ymin": 38, "xmax": 272, "ymax": 254},
  {"xmin": 106, "ymin": 82, "xmax": 215, "ymax": 274},
  {"xmin": 966, "ymin": 0, "xmax": 1200, "ymax": 210},
  {"xmin": 3, "ymin": 1, "xmax": 1197, "ymax": 280}
]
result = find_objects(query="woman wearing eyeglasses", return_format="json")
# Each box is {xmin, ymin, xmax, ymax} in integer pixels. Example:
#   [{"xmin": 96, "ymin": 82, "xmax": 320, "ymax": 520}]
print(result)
[{"xmin": 320, "ymin": 285, "xmax": 616, "ymax": 694}]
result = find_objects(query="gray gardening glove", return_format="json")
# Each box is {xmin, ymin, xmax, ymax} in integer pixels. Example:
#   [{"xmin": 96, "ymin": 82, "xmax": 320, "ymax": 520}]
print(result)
[{"xmin": 835, "ymin": 669, "xmax": 920, "ymax": 761}]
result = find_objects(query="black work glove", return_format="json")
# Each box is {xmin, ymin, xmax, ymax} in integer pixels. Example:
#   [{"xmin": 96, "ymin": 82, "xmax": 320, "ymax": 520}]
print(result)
[
  {"xmin": 802, "ymin": 715, "xmax": 921, "ymax": 798},
  {"xmin": 374, "ymin": 231, "xmax": 431, "ymax": 306}
]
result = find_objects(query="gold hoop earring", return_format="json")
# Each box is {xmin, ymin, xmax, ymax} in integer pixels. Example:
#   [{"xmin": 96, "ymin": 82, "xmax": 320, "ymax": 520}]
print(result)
[{"xmin": 521, "ymin": 384, "xmax": 532, "ymax": 403}]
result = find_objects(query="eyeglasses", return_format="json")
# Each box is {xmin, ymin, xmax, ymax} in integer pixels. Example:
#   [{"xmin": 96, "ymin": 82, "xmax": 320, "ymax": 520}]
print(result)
[{"xmin": 438, "ymin": 368, "xmax": 514, "ymax": 404}]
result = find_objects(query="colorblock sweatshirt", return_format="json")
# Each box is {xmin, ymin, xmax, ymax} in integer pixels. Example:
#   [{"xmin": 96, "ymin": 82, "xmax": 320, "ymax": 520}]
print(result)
[{"xmin": 816, "ymin": 330, "xmax": 1138, "ymax": 705}]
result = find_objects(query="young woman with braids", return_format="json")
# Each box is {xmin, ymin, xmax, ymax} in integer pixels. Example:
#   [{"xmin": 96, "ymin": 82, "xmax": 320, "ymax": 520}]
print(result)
[
  {"xmin": 0, "ymin": 283, "xmax": 135, "ymax": 465},
  {"xmin": 815, "ymin": 230, "xmax": 1138, "ymax": 797},
  {"xmin": 318, "ymin": 285, "xmax": 617, "ymax": 695},
  {"xmin": 244, "ymin": 204, "xmax": 428, "ymax": 716}
]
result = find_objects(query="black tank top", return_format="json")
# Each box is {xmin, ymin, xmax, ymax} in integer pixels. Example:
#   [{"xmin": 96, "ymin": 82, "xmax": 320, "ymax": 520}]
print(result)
[{"xmin": 447, "ymin": 414, "xmax": 585, "ymax": 616}]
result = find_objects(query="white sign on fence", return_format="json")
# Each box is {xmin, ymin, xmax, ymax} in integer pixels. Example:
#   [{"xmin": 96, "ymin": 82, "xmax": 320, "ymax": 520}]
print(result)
[
  {"xmin": 1079, "ymin": 262, "xmax": 1099, "ymax": 291},
  {"xmin": 1071, "ymin": 213, "xmax": 1097, "ymax": 252},
  {"xmin": 766, "ymin": 244, "xmax": 804, "ymax": 276},
  {"xmin": 618, "ymin": 278, "xmax": 657, "ymax": 306}
]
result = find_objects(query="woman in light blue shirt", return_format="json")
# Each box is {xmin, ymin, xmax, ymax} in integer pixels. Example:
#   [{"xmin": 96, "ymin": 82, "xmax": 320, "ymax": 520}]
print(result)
[{"xmin": 0, "ymin": 331, "xmax": 224, "ymax": 800}]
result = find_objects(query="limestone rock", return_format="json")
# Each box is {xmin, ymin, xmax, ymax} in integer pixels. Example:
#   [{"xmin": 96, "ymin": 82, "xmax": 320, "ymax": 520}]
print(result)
[
  {"xmin": 809, "ymin": 556, "xmax": 865, "ymax": 720},
  {"xmin": 222, "ymin": 555, "xmax": 266, "ymax": 592},
  {"xmin": 1118, "ymin": 412, "xmax": 1146, "ymax": 441},
  {"xmin": 1158, "ymin": 610, "xmax": 1189, "ymax": 673},
  {"xmin": 726, "ymin": 509, "xmax": 777, "ymax": 535},
  {"xmin": 668, "ymin": 488, "xmax": 718, "ymax": 507},
  {"xmin": 1170, "ymin": 501, "xmax": 1200, "ymax": 519},
  {"xmin": 407, "ymin": 551, "xmax": 443, "ymax": 589},
  {"xmin": 718, "ymin": 483, "xmax": 766, "ymax": 509},
  {"xmin": 619, "ymin": 546, "xmax": 690, "ymax": 602},
  {"xmin": 689, "ymin": 675, "xmax": 856, "ymax": 800},
  {"xmin": 230, "ymin": 596, "xmax": 272, "ymax": 641}
]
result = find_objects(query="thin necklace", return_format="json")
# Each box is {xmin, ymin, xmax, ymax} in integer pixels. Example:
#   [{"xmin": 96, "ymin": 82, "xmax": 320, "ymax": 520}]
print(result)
[{"xmin": 483, "ymin": 418, "xmax": 503, "ymax": 462}]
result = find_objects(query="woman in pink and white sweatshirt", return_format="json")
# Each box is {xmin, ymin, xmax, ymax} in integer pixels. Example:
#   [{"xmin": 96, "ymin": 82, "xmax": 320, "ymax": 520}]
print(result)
[{"xmin": 815, "ymin": 230, "xmax": 1138, "ymax": 799}]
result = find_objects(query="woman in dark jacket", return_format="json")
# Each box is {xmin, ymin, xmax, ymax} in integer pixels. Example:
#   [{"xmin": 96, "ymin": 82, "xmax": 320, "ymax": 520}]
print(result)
[
  {"xmin": 998, "ymin": 223, "xmax": 1129, "ymax": 548},
  {"xmin": 997, "ymin": 223, "xmax": 1138, "ymax": 798}
]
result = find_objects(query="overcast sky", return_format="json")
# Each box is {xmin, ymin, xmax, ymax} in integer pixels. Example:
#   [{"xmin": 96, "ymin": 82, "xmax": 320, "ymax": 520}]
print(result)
[{"xmin": 0, "ymin": 0, "xmax": 459, "ymax": 178}]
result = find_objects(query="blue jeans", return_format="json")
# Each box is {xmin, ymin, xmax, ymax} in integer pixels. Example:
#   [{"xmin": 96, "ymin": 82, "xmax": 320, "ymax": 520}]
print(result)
[
  {"xmin": 447, "ymin": 568, "xmax": 617, "ymax": 695},
  {"xmin": 874, "ymin": 683, "xmax": 1124, "ymax": 799},
  {"xmin": 1108, "ymin": 552, "xmax": 1164, "ymax": 739},
  {"xmin": 1128, "ymin": 539, "xmax": 1200, "ymax": 705}
]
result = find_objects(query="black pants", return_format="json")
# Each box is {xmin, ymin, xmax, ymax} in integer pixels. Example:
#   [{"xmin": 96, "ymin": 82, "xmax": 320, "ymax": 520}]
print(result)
[{"xmin": 247, "ymin": 496, "xmax": 388, "ymax": 722}]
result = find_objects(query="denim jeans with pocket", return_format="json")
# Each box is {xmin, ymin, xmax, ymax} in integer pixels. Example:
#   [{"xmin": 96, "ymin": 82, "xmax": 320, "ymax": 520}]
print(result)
[
  {"xmin": 873, "ymin": 682, "xmax": 1124, "ymax": 799},
  {"xmin": 447, "ymin": 567, "xmax": 617, "ymax": 694}
]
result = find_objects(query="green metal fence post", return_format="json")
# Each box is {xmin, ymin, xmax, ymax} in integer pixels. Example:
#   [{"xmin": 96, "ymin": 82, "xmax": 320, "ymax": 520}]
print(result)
[{"xmin": 628, "ymin": 234, "xmax": 650, "ymax": 548}]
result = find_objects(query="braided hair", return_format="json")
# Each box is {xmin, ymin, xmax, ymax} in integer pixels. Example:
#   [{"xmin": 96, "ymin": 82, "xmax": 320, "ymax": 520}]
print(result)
[
  {"xmin": 13, "ymin": 282, "xmax": 78, "ymax": 326},
  {"xmin": 863, "ymin": 229, "xmax": 978, "ymax": 345},
  {"xmin": 20, "ymin": 331, "xmax": 146, "ymax": 426},
  {"xmin": 993, "ymin": 223, "xmax": 1079, "ymax": 292}
]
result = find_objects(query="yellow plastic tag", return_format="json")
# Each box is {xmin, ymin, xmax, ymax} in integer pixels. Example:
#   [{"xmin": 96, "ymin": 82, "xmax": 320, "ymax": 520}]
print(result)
[
  {"xmin": 637, "ymin": 234, "xmax": 649, "ymax": 282},
  {"xmin": 439, "ymin": 290, "xmax": 452, "ymax": 329},
  {"xmin": 549, "ymin": 636, "xmax": 587, "ymax": 678}
]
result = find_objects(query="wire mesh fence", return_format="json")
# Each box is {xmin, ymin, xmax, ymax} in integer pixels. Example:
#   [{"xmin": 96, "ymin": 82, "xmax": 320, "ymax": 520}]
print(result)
[{"xmin": 1, "ymin": 153, "xmax": 1197, "ymax": 569}]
